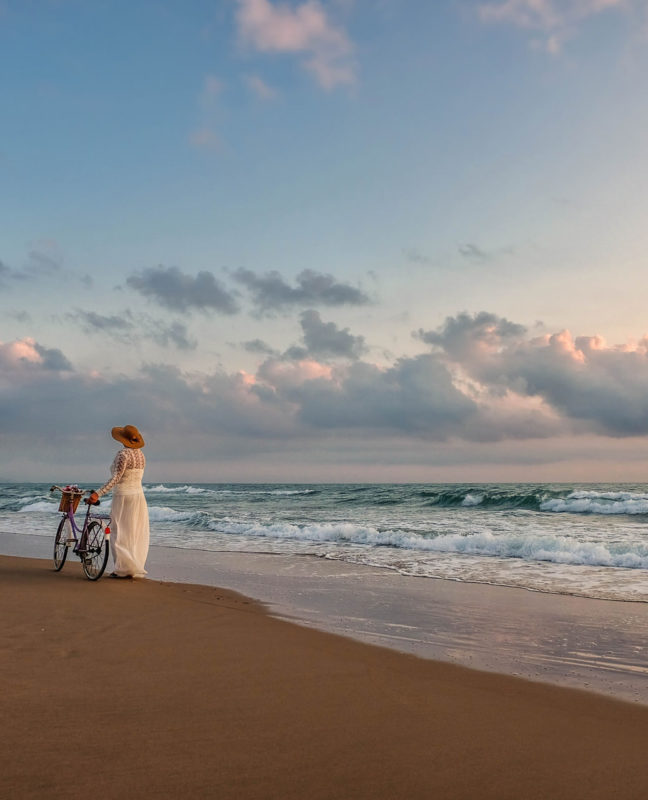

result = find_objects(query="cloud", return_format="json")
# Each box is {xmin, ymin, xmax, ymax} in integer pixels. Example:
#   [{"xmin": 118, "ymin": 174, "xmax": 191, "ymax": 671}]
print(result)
[
  {"xmin": 244, "ymin": 73, "xmax": 278, "ymax": 99},
  {"xmin": 0, "ymin": 338, "xmax": 72, "ymax": 373},
  {"xmin": 291, "ymin": 354, "xmax": 479, "ymax": 433},
  {"xmin": 404, "ymin": 248, "xmax": 435, "ymax": 266},
  {"xmin": 419, "ymin": 311, "xmax": 648, "ymax": 436},
  {"xmin": 458, "ymin": 243, "xmax": 490, "ymax": 261},
  {"xmin": 5, "ymin": 310, "xmax": 32, "ymax": 323},
  {"xmin": 298, "ymin": 309, "xmax": 366, "ymax": 358},
  {"xmin": 1, "ymin": 241, "xmax": 65, "ymax": 285},
  {"xmin": 232, "ymin": 267, "xmax": 370, "ymax": 313},
  {"xmin": 478, "ymin": 0, "xmax": 627, "ymax": 51},
  {"xmin": 417, "ymin": 311, "xmax": 527, "ymax": 363},
  {"xmin": 22, "ymin": 244, "xmax": 62, "ymax": 277},
  {"xmin": 147, "ymin": 320, "xmax": 196, "ymax": 351},
  {"xmin": 0, "ymin": 333, "xmax": 530, "ymax": 451},
  {"xmin": 9, "ymin": 312, "xmax": 648, "ymax": 480},
  {"xmin": 74, "ymin": 310, "xmax": 136, "ymax": 336},
  {"xmin": 0, "ymin": 351, "xmax": 297, "ymax": 450},
  {"xmin": 458, "ymin": 242, "xmax": 515, "ymax": 261},
  {"xmin": 242, "ymin": 338, "xmax": 278, "ymax": 355},
  {"xmin": 69, "ymin": 309, "xmax": 197, "ymax": 351},
  {"xmin": 126, "ymin": 266, "xmax": 239, "ymax": 315},
  {"xmin": 235, "ymin": 0, "xmax": 356, "ymax": 89}
]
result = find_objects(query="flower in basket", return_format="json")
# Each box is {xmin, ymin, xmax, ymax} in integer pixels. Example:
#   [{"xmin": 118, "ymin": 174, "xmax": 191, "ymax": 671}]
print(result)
[{"xmin": 63, "ymin": 484, "xmax": 81, "ymax": 493}]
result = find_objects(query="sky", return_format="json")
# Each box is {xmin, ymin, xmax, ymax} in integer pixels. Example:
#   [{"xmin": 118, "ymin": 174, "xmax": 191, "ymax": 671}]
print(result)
[{"xmin": 2, "ymin": 0, "xmax": 648, "ymax": 483}]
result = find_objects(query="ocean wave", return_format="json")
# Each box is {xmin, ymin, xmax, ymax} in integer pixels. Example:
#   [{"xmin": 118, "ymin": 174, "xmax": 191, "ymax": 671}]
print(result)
[
  {"xmin": 17, "ymin": 499, "xmax": 114, "ymax": 514},
  {"xmin": 147, "ymin": 505, "xmax": 204, "ymax": 523},
  {"xmin": 412, "ymin": 486, "xmax": 648, "ymax": 514},
  {"xmin": 568, "ymin": 490, "xmax": 648, "ymax": 501},
  {"xmin": 461, "ymin": 493, "xmax": 484, "ymax": 507},
  {"xmin": 541, "ymin": 496, "xmax": 648, "ymax": 515},
  {"xmin": 145, "ymin": 484, "xmax": 316, "ymax": 497},
  {"xmin": 195, "ymin": 519, "xmax": 648, "ymax": 569},
  {"xmin": 146, "ymin": 484, "xmax": 208, "ymax": 494},
  {"xmin": 418, "ymin": 487, "xmax": 549, "ymax": 510},
  {"xmin": 18, "ymin": 501, "xmax": 58, "ymax": 513},
  {"xmin": 17, "ymin": 495, "xmax": 46, "ymax": 505},
  {"xmin": 266, "ymin": 489, "xmax": 318, "ymax": 496}
]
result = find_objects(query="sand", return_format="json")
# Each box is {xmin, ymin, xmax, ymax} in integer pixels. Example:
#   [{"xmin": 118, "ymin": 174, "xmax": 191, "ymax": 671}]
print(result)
[
  {"xmin": 6, "ymin": 532, "xmax": 648, "ymax": 704},
  {"xmin": 3, "ymin": 555, "xmax": 648, "ymax": 799}
]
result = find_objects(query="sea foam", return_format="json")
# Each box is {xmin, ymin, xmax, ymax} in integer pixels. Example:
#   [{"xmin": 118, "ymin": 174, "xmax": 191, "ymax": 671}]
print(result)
[{"xmin": 193, "ymin": 518, "xmax": 648, "ymax": 569}]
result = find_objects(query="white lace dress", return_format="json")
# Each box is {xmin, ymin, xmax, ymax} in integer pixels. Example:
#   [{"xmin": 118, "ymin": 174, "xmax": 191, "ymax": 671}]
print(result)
[{"xmin": 97, "ymin": 448, "xmax": 150, "ymax": 577}]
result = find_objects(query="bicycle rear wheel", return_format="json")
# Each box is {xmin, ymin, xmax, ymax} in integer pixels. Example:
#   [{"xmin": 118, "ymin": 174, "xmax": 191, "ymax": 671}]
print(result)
[
  {"xmin": 81, "ymin": 521, "xmax": 109, "ymax": 581},
  {"xmin": 53, "ymin": 518, "xmax": 69, "ymax": 571}
]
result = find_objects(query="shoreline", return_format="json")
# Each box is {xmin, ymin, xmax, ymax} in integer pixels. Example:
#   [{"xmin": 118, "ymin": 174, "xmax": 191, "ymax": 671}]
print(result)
[
  {"xmin": 4, "ymin": 552, "xmax": 648, "ymax": 799},
  {"xmin": 3, "ymin": 530, "xmax": 648, "ymax": 705}
]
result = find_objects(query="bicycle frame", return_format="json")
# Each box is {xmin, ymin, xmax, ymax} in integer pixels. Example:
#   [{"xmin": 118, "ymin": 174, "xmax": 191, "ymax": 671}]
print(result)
[{"xmin": 50, "ymin": 485, "xmax": 111, "ymax": 552}]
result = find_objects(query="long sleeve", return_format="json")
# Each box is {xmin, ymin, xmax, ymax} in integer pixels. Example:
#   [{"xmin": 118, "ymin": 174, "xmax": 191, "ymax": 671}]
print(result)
[{"xmin": 96, "ymin": 450, "xmax": 128, "ymax": 497}]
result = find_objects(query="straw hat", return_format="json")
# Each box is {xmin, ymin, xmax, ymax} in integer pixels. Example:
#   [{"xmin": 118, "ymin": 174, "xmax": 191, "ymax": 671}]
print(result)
[{"xmin": 111, "ymin": 425, "xmax": 145, "ymax": 449}]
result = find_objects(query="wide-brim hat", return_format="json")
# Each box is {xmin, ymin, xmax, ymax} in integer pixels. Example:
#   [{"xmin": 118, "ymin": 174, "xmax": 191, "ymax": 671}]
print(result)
[{"xmin": 111, "ymin": 425, "xmax": 145, "ymax": 449}]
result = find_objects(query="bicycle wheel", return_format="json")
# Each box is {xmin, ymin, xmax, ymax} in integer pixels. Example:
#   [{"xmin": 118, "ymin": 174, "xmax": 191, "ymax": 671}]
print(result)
[
  {"xmin": 81, "ymin": 521, "xmax": 109, "ymax": 581},
  {"xmin": 53, "ymin": 518, "xmax": 69, "ymax": 571}
]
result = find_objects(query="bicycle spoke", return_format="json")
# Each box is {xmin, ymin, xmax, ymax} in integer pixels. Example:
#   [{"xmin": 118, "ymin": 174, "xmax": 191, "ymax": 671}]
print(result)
[
  {"xmin": 81, "ymin": 521, "xmax": 108, "ymax": 580},
  {"xmin": 53, "ymin": 518, "xmax": 69, "ymax": 571}
]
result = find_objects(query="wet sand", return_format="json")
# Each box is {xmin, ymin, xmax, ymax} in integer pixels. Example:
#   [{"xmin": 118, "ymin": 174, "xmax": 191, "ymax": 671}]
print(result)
[
  {"xmin": 4, "ymin": 531, "xmax": 648, "ymax": 704},
  {"xmin": 3, "ymin": 554, "xmax": 648, "ymax": 800}
]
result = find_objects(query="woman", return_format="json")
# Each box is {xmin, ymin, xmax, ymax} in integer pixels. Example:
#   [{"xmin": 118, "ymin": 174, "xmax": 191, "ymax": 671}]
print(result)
[{"xmin": 88, "ymin": 425, "xmax": 150, "ymax": 579}]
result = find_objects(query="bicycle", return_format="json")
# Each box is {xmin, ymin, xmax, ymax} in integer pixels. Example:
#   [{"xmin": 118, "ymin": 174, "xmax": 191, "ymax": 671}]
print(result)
[{"xmin": 50, "ymin": 485, "xmax": 111, "ymax": 581}]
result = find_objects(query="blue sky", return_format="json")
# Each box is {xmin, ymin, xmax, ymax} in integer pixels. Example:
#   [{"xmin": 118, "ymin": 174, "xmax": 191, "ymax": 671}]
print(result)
[{"xmin": 2, "ymin": 0, "xmax": 648, "ymax": 482}]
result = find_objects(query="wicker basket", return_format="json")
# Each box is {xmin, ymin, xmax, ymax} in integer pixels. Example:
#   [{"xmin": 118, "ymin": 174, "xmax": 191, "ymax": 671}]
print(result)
[{"xmin": 59, "ymin": 492, "xmax": 81, "ymax": 513}]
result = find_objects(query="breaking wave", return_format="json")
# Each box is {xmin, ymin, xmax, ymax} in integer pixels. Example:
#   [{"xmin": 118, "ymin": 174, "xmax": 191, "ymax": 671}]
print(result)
[
  {"xmin": 19, "ymin": 501, "xmax": 59, "ymax": 513},
  {"xmin": 145, "ymin": 484, "xmax": 316, "ymax": 497},
  {"xmin": 188, "ymin": 518, "xmax": 648, "ymax": 569}
]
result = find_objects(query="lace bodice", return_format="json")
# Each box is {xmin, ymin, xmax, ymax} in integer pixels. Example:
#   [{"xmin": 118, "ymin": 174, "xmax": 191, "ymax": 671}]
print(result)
[{"xmin": 97, "ymin": 448, "xmax": 146, "ymax": 497}]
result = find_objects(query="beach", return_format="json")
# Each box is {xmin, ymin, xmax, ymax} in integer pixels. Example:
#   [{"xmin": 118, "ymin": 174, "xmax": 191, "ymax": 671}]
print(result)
[{"xmin": 3, "ymin": 552, "xmax": 648, "ymax": 799}]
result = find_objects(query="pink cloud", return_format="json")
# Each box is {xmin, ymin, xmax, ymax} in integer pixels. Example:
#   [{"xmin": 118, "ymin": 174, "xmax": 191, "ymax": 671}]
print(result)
[
  {"xmin": 258, "ymin": 357, "xmax": 334, "ymax": 389},
  {"xmin": 0, "ymin": 338, "xmax": 72, "ymax": 376},
  {"xmin": 236, "ymin": 0, "xmax": 355, "ymax": 89},
  {"xmin": 0, "ymin": 338, "xmax": 42, "ymax": 367},
  {"xmin": 478, "ymin": 0, "xmax": 628, "ymax": 52}
]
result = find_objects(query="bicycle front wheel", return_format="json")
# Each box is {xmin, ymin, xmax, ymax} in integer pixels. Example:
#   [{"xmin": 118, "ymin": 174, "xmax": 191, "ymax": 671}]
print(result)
[
  {"xmin": 53, "ymin": 518, "xmax": 69, "ymax": 571},
  {"xmin": 81, "ymin": 521, "xmax": 109, "ymax": 581}
]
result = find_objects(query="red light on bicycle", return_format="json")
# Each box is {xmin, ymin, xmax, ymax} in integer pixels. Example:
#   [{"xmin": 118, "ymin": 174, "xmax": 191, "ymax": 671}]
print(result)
[{"xmin": 105, "ymin": 526, "xmax": 111, "ymax": 535}]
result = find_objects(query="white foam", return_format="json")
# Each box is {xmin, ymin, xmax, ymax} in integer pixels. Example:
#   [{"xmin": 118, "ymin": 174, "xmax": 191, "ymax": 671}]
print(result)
[
  {"xmin": 541, "ymin": 489, "xmax": 648, "ymax": 515},
  {"xmin": 146, "ymin": 484, "xmax": 207, "ymax": 494},
  {"xmin": 17, "ymin": 495, "xmax": 46, "ymax": 505},
  {"xmin": 145, "ymin": 484, "xmax": 315, "ymax": 497},
  {"xmin": 568, "ymin": 490, "xmax": 648, "ymax": 501},
  {"xmin": 18, "ymin": 501, "xmax": 58, "ymax": 513},
  {"xmin": 461, "ymin": 493, "xmax": 484, "ymax": 507},
  {"xmin": 266, "ymin": 489, "xmax": 317, "ymax": 495},
  {"xmin": 197, "ymin": 519, "xmax": 648, "ymax": 569},
  {"xmin": 209, "ymin": 488, "xmax": 316, "ymax": 496},
  {"xmin": 147, "ymin": 505, "xmax": 199, "ymax": 522},
  {"xmin": 541, "ymin": 497, "xmax": 648, "ymax": 515}
]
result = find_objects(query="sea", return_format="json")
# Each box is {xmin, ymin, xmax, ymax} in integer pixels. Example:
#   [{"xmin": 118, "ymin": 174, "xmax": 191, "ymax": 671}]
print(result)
[{"xmin": 3, "ymin": 482, "xmax": 648, "ymax": 603}]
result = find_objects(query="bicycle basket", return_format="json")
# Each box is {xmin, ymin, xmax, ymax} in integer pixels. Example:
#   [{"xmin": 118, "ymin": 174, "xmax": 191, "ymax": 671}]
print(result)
[{"xmin": 59, "ymin": 492, "xmax": 81, "ymax": 513}]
